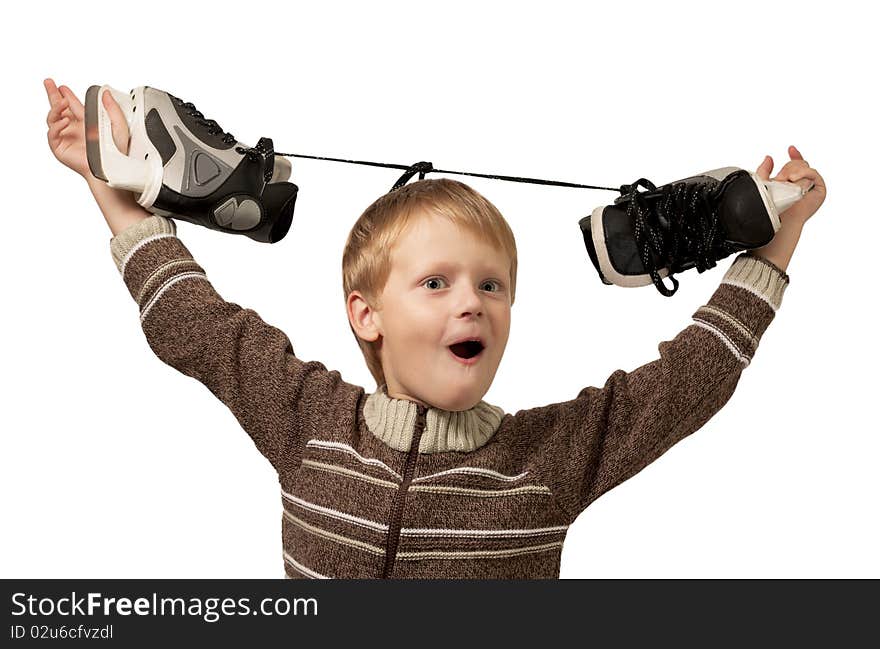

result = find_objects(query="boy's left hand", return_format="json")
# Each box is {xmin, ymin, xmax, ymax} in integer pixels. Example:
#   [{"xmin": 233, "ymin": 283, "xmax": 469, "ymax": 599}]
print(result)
[{"xmin": 755, "ymin": 145, "xmax": 826, "ymax": 228}]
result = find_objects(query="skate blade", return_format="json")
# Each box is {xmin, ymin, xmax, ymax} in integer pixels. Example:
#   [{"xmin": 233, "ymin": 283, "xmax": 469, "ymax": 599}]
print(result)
[
  {"xmin": 84, "ymin": 84, "xmax": 154, "ymax": 196},
  {"xmin": 84, "ymin": 85, "xmax": 107, "ymax": 182}
]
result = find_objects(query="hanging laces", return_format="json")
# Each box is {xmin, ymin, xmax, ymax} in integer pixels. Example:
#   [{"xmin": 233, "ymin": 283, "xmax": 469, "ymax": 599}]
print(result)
[
  {"xmin": 265, "ymin": 148, "xmax": 753, "ymax": 298},
  {"xmin": 618, "ymin": 170, "xmax": 746, "ymax": 296},
  {"xmin": 235, "ymin": 137, "xmax": 276, "ymax": 183},
  {"xmin": 272, "ymin": 150, "xmax": 618, "ymax": 194},
  {"xmin": 389, "ymin": 161, "xmax": 435, "ymax": 191}
]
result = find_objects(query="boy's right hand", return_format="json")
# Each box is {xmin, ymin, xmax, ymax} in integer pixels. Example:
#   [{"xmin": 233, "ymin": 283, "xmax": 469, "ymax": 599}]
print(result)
[
  {"xmin": 43, "ymin": 78, "xmax": 131, "ymax": 181},
  {"xmin": 45, "ymin": 79, "xmax": 151, "ymax": 235}
]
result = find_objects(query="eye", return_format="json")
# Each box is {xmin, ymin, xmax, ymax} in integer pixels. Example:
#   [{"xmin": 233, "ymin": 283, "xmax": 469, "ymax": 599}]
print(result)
[
  {"xmin": 422, "ymin": 277, "xmax": 504, "ymax": 292},
  {"xmin": 423, "ymin": 277, "xmax": 448, "ymax": 290}
]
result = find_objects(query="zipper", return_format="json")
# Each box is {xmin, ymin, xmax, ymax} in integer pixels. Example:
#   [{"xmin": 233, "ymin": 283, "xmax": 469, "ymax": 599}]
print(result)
[{"xmin": 381, "ymin": 403, "xmax": 428, "ymax": 579}]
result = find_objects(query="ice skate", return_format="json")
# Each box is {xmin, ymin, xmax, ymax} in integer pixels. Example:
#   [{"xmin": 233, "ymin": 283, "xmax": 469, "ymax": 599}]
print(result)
[
  {"xmin": 579, "ymin": 167, "xmax": 807, "ymax": 296},
  {"xmin": 85, "ymin": 84, "xmax": 297, "ymax": 243}
]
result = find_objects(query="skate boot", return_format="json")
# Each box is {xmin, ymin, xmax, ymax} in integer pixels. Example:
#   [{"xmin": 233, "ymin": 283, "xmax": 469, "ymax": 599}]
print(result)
[
  {"xmin": 85, "ymin": 84, "xmax": 297, "ymax": 243},
  {"xmin": 579, "ymin": 167, "xmax": 807, "ymax": 296}
]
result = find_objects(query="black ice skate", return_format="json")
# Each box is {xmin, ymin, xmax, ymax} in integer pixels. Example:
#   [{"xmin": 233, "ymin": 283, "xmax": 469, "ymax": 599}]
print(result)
[
  {"xmin": 85, "ymin": 85, "xmax": 297, "ymax": 243},
  {"xmin": 579, "ymin": 167, "xmax": 807, "ymax": 296}
]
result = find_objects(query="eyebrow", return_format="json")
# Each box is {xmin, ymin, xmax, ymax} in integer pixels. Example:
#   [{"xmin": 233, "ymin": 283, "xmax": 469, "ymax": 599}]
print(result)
[{"xmin": 413, "ymin": 261, "xmax": 507, "ymax": 278}]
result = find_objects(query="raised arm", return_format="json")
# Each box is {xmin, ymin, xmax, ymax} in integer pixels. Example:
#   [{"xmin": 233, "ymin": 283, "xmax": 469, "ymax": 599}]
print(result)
[
  {"xmin": 520, "ymin": 148, "xmax": 824, "ymax": 524},
  {"xmin": 520, "ymin": 252, "xmax": 790, "ymax": 522},
  {"xmin": 110, "ymin": 215, "xmax": 362, "ymax": 475},
  {"xmin": 44, "ymin": 78, "xmax": 362, "ymax": 475}
]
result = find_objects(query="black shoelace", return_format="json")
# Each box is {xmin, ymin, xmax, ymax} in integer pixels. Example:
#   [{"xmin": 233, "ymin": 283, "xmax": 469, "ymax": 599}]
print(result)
[
  {"xmin": 235, "ymin": 138, "xmax": 276, "ymax": 182},
  {"xmin": 170, "ymin": 96, "xmax": 275, "ymax": 181},
  {"xmin": 271, "ymin": 155, "xmax": 618, "ymax": 194},
  {"xmin": 172, "ymin": 96, "xmax": 238, "ymax": 145},
  {"xmin": 619, "ymin": 169, "xmax": 747, "ymax": 296},
  {"xmin": 165, "ymin": 94, "xmax": 748, "ymax": 297}
]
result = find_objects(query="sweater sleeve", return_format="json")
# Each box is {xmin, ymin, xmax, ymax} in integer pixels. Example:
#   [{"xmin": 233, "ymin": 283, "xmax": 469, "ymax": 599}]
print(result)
[
  {"xmin": 519, "ymin": 251, "xmax": 790, "ymax": 524},
  {"xmin": 109, "ymin": 215, "xmax": 362, "ymax": 475}
]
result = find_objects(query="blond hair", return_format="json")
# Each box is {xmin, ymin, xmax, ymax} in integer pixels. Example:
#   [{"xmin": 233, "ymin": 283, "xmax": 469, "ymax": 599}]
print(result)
[{"xmin": 342, "ymin": 178, "xmax": 518, "ymax": 388}]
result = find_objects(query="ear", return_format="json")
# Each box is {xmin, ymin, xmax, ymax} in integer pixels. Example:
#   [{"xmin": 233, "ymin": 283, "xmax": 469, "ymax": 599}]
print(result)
[{"xmin": 347, "ymin": 290, "xmax": 382, "ymax": 342}]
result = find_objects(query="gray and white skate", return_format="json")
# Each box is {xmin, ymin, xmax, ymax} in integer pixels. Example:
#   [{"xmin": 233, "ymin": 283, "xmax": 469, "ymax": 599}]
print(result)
[{"xmin": 85, "ymin": 84, "xmax": 297, "ymax": 243}]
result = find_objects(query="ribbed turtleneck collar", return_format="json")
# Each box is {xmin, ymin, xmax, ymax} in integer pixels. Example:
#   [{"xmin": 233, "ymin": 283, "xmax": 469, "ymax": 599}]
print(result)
[{"xmin": 363, "ymin": 384, "xmax": 505, "ymax": 454}]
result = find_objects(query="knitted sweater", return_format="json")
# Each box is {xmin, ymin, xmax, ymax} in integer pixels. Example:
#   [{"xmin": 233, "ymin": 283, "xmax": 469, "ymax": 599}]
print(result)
[{"xmin": 110, "ymin": 215, "xmax": 790, "ymax": 579}]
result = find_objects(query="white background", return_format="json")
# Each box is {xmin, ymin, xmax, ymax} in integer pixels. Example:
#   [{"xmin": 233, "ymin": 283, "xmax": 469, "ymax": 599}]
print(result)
[{"xmin": 3, "ymin": 0, "xmax": 877, "ymax": 578}]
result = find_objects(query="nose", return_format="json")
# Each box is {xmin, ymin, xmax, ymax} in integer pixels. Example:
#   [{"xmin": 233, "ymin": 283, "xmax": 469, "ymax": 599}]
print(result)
[{"xmin": 455, "ymin": 284, "xmax": 483, "ymax": 318}]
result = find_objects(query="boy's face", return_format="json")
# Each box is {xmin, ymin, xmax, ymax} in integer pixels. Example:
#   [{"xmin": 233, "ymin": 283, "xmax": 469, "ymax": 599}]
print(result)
[{"xmin": 355, "ymin": 212, "xmax": 512, "ymax": 412}]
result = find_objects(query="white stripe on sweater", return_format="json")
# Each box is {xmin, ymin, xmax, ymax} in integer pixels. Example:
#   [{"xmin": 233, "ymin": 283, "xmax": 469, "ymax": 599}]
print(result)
[
  {"xmin": 282, "ymin": 510, "xmax": 386, "ymax": 555},
  {"xmin": 286, "ymin": 504, "xmax": 566, "ymax": 562},
  {"xmin": 692, "ymin": 320, "xmax": 751, "ymax": 367},
  {"xmin": 410, "ymin": 484, "xmax": 553, "ymax": 498},
  {"xmin": 301, "ymin": 460, "xmax": 550, "ymax": 497},
  {"xmin": 697, "ymin": 304, "xmax": 759, "ymax": 348},
  {"xmin": 137, "ymin": 258, "xmax": 201, "ymax": 306},
  {"xmin": 396, "ymin": 541, "xmax": 565, "ymax": 561},
  {"xmin": 282, "ymin": 489, "xmax": 389, "ymax": 532},
  {"xmin": 120, "ymin": 233, "xmax": 178, "ymax": 279},
  {"xmin": 282, "ymin": 551, "xmax": 329, "ymax": 579},
  {"xmin": 305, "ymin": 439, "xmax": 402, "ymax": 481},
  {"xmin": 413, "ymin": 467, "xmax": 531, "ymax": 483},
  {"xmin": 400, "ymin": 524, "xmax": 568, "ymax": 539},
  {"xmin": 281, "ymin": 490, "xmax": 567, "ymax": 540},
  {"xmin": 139, "ymin": 272, "xmax": 208, "ymax": 322},
  {"xmin": 301, "ymin": 460, "xmax": 399, "ymax": 490}
]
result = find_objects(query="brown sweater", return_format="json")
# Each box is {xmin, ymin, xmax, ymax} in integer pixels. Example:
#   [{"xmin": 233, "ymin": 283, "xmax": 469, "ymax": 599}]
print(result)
[{"xmin": 110, "ymin": 215, "xmax": 790, "ymax": 579}]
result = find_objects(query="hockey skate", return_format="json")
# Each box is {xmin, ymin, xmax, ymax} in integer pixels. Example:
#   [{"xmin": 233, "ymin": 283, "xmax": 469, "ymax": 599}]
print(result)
[
  {"xmin": 85, "ymin": 85, "xmax": 297, "ymax": 243},
  {"xmin": 579, "ymin": 167, "xmax": 808, "ymax": 296}
]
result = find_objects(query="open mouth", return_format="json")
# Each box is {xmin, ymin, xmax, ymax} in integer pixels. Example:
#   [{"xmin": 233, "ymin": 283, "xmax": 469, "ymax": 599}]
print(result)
[{"xmin": 448, "ymin": 340, "xmax": 485, "ymax": 360}]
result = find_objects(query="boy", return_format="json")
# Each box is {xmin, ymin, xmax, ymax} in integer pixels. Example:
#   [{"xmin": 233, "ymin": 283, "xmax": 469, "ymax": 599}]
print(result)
[{"xmin": 44, "ymin": 78, "xmax": 826, "ymax": 579}]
